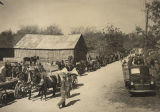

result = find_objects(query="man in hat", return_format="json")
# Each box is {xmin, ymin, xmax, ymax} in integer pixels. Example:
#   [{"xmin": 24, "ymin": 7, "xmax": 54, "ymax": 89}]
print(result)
[{"xmin": 57, "ymin": 75, "xmax": 67, "ymax": 109}]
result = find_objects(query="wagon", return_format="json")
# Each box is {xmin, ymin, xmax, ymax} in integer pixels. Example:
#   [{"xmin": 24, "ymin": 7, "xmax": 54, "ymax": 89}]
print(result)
[{"xmin": 0, "ymin": 78, "xmax": 18, "ymax": 105}]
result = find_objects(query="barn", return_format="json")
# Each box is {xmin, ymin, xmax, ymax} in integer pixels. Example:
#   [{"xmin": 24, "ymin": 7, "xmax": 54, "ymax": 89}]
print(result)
[{"xmin": 14, "ymin": 34, "xmax": 87, "ymax": 62}]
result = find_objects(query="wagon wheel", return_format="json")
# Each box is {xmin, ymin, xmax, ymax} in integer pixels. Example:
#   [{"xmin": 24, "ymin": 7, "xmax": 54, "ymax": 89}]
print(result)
[
  {"xmin": 0, "ymin": 93, "xmax": 7, "ymax": 105},
  {"xmin": 14, "ymin": 82, "xmax": 25, "ymax": 99}
]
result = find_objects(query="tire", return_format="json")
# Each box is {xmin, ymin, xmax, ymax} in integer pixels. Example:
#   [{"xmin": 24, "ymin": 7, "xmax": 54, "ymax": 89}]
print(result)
[{"xmin": 1, "ymin": 93, "xmax": 7, "ymax": 105}]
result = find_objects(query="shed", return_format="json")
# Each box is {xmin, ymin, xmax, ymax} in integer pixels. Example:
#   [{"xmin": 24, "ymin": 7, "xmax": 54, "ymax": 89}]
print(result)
[{"xmin": 14, "ymin": 34, "xmax": 87, "ymax": 62}]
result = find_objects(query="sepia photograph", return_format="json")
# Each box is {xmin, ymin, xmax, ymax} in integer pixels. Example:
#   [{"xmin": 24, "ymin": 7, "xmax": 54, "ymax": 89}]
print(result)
[{"xmin": 0, "ymin": 0, "xmax": 160, "ymax": 112}]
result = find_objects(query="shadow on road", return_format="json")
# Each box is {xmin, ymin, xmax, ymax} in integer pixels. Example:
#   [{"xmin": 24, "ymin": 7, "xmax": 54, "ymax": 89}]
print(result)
[
  {"xmin": 130, "ymin": 92, "xmax": 156, "ymax": 97},
  {"xmin": 0, "ymin": 100, "xmax": 16, "ymax": 108},
  {"xmin": 106, "ymin": 80, "xmax": 160, "ymax": 111},
  {"xmin": 66, "ymin": 99, "xmax": 80, "ymax": 107},
  {"xmin": 80, "ymin": 73, "xmax": 88, "ymax": 76},
  {"xmin": 45, "ymin": 92, "xmax": 61, "ymax": 101},
  {"xmin": 70, "ymin": 93, "xmax": 80, "ymax": 98},
  {"xmin": 74, "ymin": 83, "xmax": 84, "ymax": 89}
]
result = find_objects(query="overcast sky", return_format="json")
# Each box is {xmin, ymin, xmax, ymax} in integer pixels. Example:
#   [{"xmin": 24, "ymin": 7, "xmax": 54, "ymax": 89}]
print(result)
[{"xmin": 0, "ymin": 0, "xmax": 146, "ymax": 34}]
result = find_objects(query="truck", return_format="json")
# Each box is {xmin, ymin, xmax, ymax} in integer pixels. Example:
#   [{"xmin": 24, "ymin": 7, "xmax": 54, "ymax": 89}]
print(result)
[{"xmin": 122, "ymin": 61, "xmax": 156, "ymax": 96}]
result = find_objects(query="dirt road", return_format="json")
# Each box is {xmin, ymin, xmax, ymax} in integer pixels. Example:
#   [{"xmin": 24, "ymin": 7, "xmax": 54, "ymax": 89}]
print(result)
[{"xmin": 1, "ymin": 61, "xmax": 160, "ymax": 112}]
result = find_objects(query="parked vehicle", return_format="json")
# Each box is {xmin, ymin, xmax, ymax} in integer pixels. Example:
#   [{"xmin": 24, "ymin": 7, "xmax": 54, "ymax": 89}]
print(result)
[{"xmin": 122, "ymin": 64, "xmax": 156, "ymax": 96}]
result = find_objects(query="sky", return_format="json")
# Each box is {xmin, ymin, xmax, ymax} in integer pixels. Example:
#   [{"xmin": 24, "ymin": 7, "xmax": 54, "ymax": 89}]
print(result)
[{"xmin": 0, "ymin": 0, "xmax": 146, "ymax": 34}]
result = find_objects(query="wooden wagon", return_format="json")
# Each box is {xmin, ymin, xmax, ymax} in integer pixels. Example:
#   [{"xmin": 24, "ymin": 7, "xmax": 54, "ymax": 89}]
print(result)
[{"xmin": 0, "ymin": 78, "xmax": 18, "ymax": 105}]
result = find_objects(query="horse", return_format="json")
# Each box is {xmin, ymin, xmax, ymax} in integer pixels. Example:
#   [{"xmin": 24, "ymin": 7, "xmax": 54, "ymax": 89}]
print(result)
[
  {"xmin": 36, "ymin": 71, "xmax": 58, "ymax": 100},
  {"xmin": 30, "ymin": 56, "xmax": 39, "ymax": 65}
]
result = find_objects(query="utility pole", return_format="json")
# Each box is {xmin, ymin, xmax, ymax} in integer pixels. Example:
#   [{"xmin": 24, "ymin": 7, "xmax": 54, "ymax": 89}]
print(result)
[
  {"xmin": 145, "ymin": 9, "xmax": 149, "ymax": 39},
  {"xmin": 145, "ymin": 0, "xmax": 149, "ymax": 43},
  {"xmin": 144, "ymin": 0, "xmax": 149, "ymax": 64}
]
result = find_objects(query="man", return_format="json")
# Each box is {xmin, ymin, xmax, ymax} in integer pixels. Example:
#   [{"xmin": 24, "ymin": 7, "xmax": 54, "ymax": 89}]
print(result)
[
  {"xmin": 57, "ymin": 75, "xmax": 67, "ymax": 109},
  {"xmin": 27, "ymin": 66, "xmax": 33, "ymax": 100},
  {"xmin": 65, "ymin": 73, "xmax": 71, "ymax": 98}
]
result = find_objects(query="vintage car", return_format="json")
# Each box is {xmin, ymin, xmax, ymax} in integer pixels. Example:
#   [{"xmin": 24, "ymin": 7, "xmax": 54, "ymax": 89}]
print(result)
[{"xmin": 122, "ymin": 63, "xmax": 156, "ymax": 96}]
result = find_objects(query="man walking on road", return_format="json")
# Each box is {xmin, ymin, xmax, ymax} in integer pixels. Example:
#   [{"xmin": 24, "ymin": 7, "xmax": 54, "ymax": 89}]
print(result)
[
  {"xmin": 57, "ymin": 75, "xmax": 67, "ymax": 109},
  {"xmin": 66, "ymin": 73, "xmax": 71, "ymax": 98}
]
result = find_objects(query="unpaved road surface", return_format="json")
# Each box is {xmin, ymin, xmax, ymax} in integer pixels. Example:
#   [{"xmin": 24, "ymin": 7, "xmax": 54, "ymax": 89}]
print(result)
[{"xmin": 1, "ymin": 61, "xmax": 160, "ymax": 112}]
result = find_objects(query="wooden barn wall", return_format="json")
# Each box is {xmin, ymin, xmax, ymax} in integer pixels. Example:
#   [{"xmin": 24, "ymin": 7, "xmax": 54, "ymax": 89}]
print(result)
[
  {"xmin": 74, "ymin": 36, "xmax": 87, "ymax": 62},
  {"xmin": 14, "ymin": 49, "xmax": 74, "ymax": 62}
]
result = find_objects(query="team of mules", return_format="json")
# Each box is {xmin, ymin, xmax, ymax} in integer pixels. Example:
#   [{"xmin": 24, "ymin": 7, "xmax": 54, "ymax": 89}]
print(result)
[{"xmin": 13, "ymin": 64, "xmax": 78, "ymax": 100}]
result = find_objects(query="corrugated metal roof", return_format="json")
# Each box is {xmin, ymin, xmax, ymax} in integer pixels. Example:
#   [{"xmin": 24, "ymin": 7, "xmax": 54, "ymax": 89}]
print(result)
[{"xmin": 14, "ymin": 34, "xmax": 82, "ymax": 49}]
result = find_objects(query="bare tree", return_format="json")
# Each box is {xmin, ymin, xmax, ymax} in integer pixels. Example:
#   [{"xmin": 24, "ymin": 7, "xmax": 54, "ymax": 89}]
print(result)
[
  {"xmin": 70, "ymin": 26, "xmax": 97, "ymax": 34},
  {"xmin": 42, "ymin": 25, "xmax": 63, "ymax": 35},
  {"xmin": 17, "ymin": 25, "xmax": 40, "ymax": 34}
]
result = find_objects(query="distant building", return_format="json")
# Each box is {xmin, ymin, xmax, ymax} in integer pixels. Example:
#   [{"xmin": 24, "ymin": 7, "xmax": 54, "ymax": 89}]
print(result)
[
  {"xmin": 0, "ymin": 37, "xmax": 14, "ymax": 60},
  {"xmin": 14, "ymin": 34, "xmax": 87, "ymax": 62}
]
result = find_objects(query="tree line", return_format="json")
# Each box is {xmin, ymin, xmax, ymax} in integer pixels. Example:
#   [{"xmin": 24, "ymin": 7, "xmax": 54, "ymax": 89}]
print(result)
[{"xmin": 0, "ymin": 0, "xmax": 159, "ymax": 56}]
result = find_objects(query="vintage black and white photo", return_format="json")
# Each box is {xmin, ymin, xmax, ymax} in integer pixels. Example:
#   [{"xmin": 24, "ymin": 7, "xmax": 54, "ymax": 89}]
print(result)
[{"xmin": 0, "ymin": 0, "xmax": 160, "ymax": 112}]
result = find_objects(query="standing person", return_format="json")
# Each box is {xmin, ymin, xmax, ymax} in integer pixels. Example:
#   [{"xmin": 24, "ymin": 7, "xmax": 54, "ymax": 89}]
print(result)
[
  {"xmin": 27, "ymin": 66, "xmax": 33, "ymax": 100},
  {"xmin": 39, "ymin": 75, "xmax": 47, "ymax": 101},
  {"xmin": 57, "ymin": 75, "xmax": 67, "ymax": 109},
  {"xmin": 65, "ymin": 73, "xmax": 71, "ymax": 98}
]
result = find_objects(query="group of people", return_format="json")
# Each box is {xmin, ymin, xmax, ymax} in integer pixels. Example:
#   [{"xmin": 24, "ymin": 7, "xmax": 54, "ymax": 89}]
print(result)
[{"xmin": 127, "ymin": 54, "xmax": 145, "ymax": 66}]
